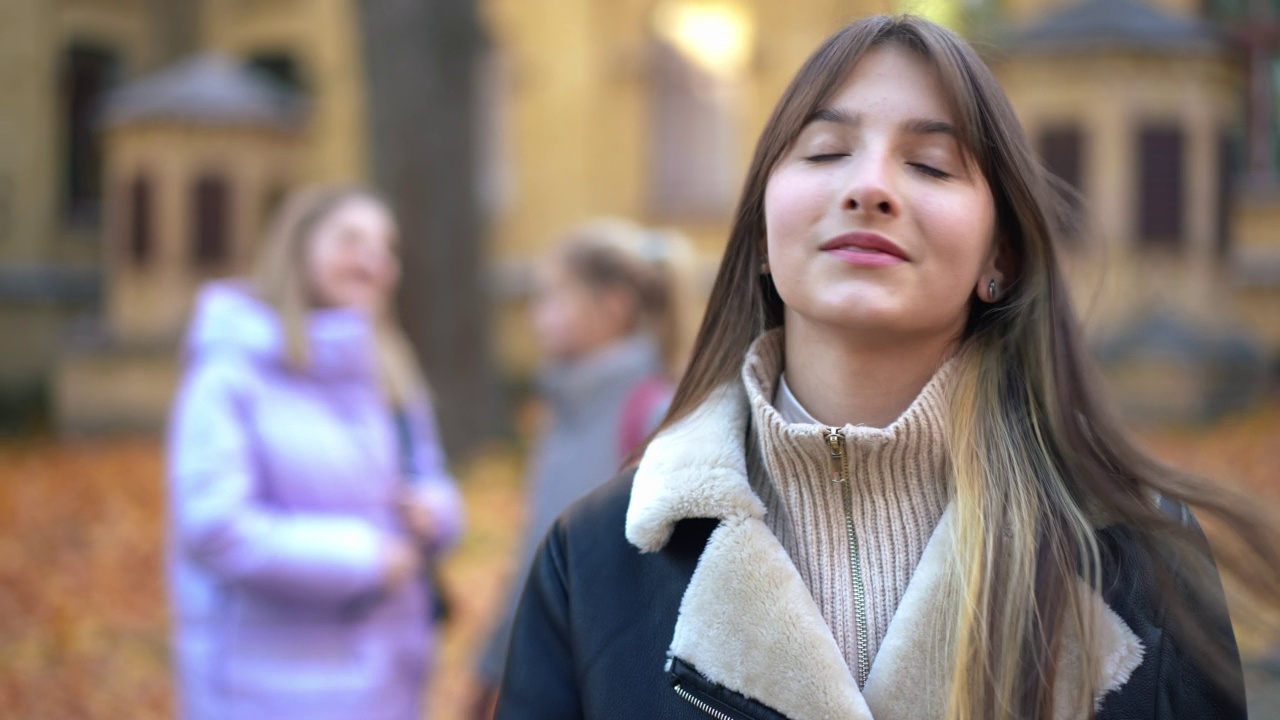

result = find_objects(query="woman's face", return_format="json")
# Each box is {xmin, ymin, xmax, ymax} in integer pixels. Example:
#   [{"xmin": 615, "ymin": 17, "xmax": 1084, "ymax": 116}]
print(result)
[
  {"xmin": 305, "ymin": 196, "xmax": 401, "ymax": 314},
  {"xmin": 530, "ymin": 258, "xmax": 633, "ymax": 363},
  {"xmin": 764, "ymin": 44, "xmax": 1000, "ymax": 345}
]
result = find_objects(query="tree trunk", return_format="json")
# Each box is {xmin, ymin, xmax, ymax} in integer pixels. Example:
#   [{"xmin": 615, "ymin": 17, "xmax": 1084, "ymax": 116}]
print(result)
[{"xmin": 358, "ymin": 0, "xmax": 500, "ymax": 461}]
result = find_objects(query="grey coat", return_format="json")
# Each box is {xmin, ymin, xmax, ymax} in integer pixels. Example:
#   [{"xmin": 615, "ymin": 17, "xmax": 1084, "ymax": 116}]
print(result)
[{"xmin": 478, "ymin": 334, "xmax": 668, "ymax": 681}]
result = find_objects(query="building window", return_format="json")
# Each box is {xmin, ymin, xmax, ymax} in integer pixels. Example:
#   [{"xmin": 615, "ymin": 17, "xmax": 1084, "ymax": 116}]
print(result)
[
  {"xmin": 1137, "ymin": 125, "xmax": 1185, "ymax": 249},
  {"xmin": 247, "ymin": 51, "xmax": 305, "ymax": 95},
  {"xmin": 1202, "ymin": 0, "xmax": 1249, "ymax": 21},
  {"xmin": 61, "ymin": 43, "xmax": 121, "ymax": 227},
  {"xmin": 192, "ymin": 174, "xmax": 232, "ymax": 267},
  {"xmin": 1217, "ymin": 131, "xmax": 1238, "ymax": 258},
  {"xmin": 1039, "ymin": 126, "xmax": 1084, "ymax": 192},
  {"xmin": 129, "ymin": 175, "xmax": 154, "ymax": 266},
  {"xmin": 1038, "ymin": 125, "xmax": 1086, "ymax": 240},
  {"xmin": 1271, "ymin": 54, "xmax": 1280, "ymax": 172},
  {"xmin": 1207, "ymin": 3, "xmax": 1279, "ymax": 183},
  {"xmin": 648, "ymin": 1, "xmax": 753, "ymax": 221},
  {"xmin": 647, "ymin": 39, "xmax": 736, "ymax": 220}
]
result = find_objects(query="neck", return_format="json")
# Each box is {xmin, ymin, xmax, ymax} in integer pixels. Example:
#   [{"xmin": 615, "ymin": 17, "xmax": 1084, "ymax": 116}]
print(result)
[{"xmin": 782, "ymin": 316, "xmax": 956, "ymax": 428}]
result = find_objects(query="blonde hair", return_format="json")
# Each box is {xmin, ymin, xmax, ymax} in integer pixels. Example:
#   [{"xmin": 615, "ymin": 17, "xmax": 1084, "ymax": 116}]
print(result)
[
  {"xmin": 555, "ymin": 217, "xmax": 699, "ymax": 378},
  {"xmin": 251, "ymin": 185, "xmax": 427, "ymax": 409},
  {"xmin": 656, "ymin": 15, "xmax": 1278, "ymax": 719}
]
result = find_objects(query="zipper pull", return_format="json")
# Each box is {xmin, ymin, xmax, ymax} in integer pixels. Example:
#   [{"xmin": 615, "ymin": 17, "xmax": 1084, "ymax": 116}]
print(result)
[{"xmin": 826, "ymin": 427, "xmax": 849, "ymax": 483}]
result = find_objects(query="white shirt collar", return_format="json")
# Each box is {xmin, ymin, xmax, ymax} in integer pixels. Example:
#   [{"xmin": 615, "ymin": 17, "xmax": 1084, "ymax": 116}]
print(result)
[{"xmin": 774, "ymin": 372, "xmax": 822, "ymax": 426}]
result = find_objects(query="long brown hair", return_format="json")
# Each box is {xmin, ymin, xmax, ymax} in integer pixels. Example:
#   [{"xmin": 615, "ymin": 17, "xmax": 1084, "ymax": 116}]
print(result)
[
  {"xmin": 252, "ymin": 185, "xmax": 428, "ymax": 409},
  {"xmin": 656, "ymin": 14, "xmax": 1280, "ymax": 719}
]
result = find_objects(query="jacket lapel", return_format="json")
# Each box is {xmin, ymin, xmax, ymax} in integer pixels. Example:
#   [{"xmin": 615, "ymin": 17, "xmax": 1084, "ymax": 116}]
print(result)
[
  {"xmin": 859, "ymin": 506, "xmax": 956, "ymax": 719},
  {"xmin": 669, "ymin": 513, "xmax": 875, "ymax": 719}
]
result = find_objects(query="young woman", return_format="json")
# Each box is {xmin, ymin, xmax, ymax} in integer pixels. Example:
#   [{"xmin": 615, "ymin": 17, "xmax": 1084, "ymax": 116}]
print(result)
[
  {"xmin": 168, "ymin": 186, "xmax": 464, "ymax": 720},
  {"xmin": 494, "ymin": 15, "xmax": 1280, "ymax": 720},
  {"xmin": 472, "ymin": 218, "xmax": 692, "ymax": 714}
]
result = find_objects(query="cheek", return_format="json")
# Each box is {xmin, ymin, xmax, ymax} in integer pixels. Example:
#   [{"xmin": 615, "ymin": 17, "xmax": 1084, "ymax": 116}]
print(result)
[
  {"xmin": 532, "ymin": 295, "xmax": 575, "ymax": 344},
  {"xmin": 764, "ymin": 171, "xmax": 827, "ymax": 257},
  {"xmin": 306, "ymin": 246, "xmax": 343, "ymax": 301},
  {"xmin": 378, "ymin": 256, "xmax": 400, "ymax": 294},
  {"xmin": 919, "ymin": 188, "xmax": 996, "ymax": 275}
]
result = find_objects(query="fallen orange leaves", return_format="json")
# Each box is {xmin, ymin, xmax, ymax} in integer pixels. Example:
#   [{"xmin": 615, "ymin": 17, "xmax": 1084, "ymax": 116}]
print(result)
[{"xmin": 0, "ymin": 439, "xmax": 172, "ymax": 719}]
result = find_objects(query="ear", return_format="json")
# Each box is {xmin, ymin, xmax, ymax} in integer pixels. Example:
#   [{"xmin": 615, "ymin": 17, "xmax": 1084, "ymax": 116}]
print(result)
[{"xmin": 976, "ymin": 236, "xmax": 1015, "ymax": 303}]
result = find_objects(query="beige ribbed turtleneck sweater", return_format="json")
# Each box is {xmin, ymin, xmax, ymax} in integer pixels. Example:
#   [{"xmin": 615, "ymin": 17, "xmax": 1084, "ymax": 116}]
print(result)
[{"xmin": 741, "ymin": 330, "xmax": 953, "ymax": 687}]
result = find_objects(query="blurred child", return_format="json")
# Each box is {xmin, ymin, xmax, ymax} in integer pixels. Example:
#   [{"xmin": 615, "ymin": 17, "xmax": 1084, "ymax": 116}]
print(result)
[
  {"xmin": 471, "ymin": 218, "xmax": 695, "ymax": 714},
  {"xmin": 167, "ymin": 186, "xmax": 464, "ymax": 720}
]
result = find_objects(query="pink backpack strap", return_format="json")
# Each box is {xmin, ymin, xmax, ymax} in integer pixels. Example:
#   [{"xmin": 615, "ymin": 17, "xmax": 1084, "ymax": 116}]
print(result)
[{"xmin": 618, "ymin": 375, "xmax": 674, "ymax": 462}]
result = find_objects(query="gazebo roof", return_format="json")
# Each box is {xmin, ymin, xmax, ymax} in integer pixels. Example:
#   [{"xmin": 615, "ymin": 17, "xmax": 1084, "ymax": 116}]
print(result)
[
  {"xmin": 105, "ymin": 53, "xmax": 302, "ymax": 130},
  {"xmin": 1005, "ymin": 0, "xmax": 1222, "ymax": 55}
]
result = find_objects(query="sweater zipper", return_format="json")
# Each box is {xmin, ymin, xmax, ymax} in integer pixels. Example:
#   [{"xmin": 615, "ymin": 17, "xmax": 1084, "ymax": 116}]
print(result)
[
  {"xmin": 827, "ymin": 427, "xmax": 871, "ymax": 688},
  {"xmin": 673, "ymin": 683, "xmax": 743, "ymax": 720}
]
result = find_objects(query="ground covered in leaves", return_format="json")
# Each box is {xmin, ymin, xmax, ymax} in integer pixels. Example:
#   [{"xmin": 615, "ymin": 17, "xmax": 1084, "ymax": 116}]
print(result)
[{"xmin": 0, "ymin": 404, "xmax": 1277, "ymax": 718}]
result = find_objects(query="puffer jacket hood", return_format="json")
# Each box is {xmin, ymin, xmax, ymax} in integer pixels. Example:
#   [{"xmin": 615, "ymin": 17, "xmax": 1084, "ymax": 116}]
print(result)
[{"xmin": 184, "ymin": 280, "xmax": 375, "ymax": 380}]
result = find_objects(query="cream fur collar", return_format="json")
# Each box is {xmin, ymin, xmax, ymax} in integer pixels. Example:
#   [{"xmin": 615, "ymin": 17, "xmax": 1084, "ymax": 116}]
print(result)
[{"xmin": 625, "ymin": 363, "xmax": 1144, "ymax": 720}]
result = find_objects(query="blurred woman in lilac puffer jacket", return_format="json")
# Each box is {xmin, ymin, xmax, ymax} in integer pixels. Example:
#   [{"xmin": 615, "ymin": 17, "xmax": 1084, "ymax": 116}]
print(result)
[{"xmin": 167, "ymin": 186, "xmax": 464, "ymax": 720}]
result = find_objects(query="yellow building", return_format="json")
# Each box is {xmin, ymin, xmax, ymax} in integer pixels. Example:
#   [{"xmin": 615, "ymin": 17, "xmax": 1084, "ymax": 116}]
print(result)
[
  {"xmin": 0, "ymin": 0, "xmax": 381, "ymax": 431},
  {"xmin": 0, "ymin": 0, "xmax": 169, "ymax": 424},
  {"xmin": 992, "ymin": 0, "xmax": 1239, "ymax": 341},
  {"xmin": 990, "ymin": 0, "xmax": 1280, "ymax": 419},
  {"xmin": 1, "ymin": 0, "xmax": 1277, "ymax": 431}
]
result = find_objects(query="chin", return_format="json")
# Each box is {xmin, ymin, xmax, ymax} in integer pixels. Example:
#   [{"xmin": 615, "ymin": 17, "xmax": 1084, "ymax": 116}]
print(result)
[
  {"xmin": 811, "ymin": 295, "xmax": 903, "ymax": 330},
  {"xmin": 826, "ymin": 316, "xmax": 905, "ymax": 337},
  {"xmin": 351, "ymin": 289, "xmax": 383, "ymax": 308}
]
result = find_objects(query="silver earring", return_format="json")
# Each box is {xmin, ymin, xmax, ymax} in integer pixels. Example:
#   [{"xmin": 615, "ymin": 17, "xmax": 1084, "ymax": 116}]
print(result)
[{"xmin": 988, "ymin": 279, "xmax": 1000, "ymax": 302}]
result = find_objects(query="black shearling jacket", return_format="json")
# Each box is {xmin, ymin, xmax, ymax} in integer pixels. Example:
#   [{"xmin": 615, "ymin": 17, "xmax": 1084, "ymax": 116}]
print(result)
[{"xmin": 496, "ymin": 368, "xmax": 1245, "ymax": 720}]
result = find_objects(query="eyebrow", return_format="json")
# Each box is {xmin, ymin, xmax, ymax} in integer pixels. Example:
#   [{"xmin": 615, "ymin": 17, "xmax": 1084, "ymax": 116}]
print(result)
[
  {"xmin": 804, "ymin": 107, "xmax": 859, "ymax": 127},
  {"xmin": 900, "ymin": 117, "xmax": 956, "ymax": 137},
  {"xmin": 802, "ymin": 108, "xmax": 956, "ymax": 137}
]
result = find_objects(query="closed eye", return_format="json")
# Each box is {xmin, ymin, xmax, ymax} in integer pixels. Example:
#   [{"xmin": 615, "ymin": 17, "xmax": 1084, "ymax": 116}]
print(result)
[
  {"xmin": 805, "ymin": 153, "xmax": 848, "ymax": 163},
  {"xmin": 909, "ymin": 162, "xmax": 951, "ymax": 179}
]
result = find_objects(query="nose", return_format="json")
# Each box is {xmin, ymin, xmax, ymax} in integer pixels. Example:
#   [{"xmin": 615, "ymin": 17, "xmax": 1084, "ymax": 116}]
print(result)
[{"xmin": 841, "ymin": 152, "xmax": 899, "ymax": 218}]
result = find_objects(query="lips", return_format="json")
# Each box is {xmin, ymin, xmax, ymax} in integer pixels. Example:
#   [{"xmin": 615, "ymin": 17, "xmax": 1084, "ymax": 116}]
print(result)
[{"xmin": 819, "ymin": 232, "xmax": 909, "ymax": 261}]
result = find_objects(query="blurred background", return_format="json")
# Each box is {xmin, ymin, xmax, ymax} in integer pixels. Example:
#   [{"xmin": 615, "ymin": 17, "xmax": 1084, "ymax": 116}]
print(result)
[{"xmin": 0, "ymin": 0, "xmax": 1278, "ymax": 717}]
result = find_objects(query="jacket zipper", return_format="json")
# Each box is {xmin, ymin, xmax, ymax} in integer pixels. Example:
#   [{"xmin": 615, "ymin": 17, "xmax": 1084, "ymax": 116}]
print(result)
[
  {"xmin": 827, "ymin": 427, "xmax": 871, "ymax": 688},
  {"xmin": 673, "ymin": 683, "xmax": 741, "ymax": 720}
]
